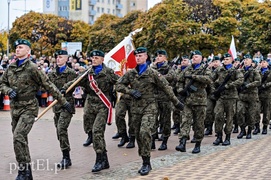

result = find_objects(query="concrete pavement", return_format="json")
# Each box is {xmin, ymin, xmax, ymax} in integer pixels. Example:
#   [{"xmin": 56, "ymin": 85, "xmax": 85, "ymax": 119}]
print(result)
[{"xmin": 0, "ymin": 108, "xmax": 270, "ymax": 180}]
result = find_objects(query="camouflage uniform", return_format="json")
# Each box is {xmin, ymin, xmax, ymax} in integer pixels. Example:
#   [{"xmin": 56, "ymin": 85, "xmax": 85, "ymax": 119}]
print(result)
[
  {"xmin": 151, "ymin": 61, "xmax": 176, "ymax": 138},
  {"xmin": 237, "ymin": 67, "xmax": 261, "ymax": 133},
  {"xmin": 115, "ymin": 66, "xmax": 180, "ymax": 158},
  {"xmin": 0, "ymin": 58, "xmax": 68, "ymax": 164},
  {"xmin": 255, "ymin": 68, "xmax": 271, "ymax": 133},
  {"xmin": 115, "ymin": 94, "xmax": 133, "ymax": 135},
  {"xmin": 213, "ymin": 65, "xmax": 243, "ymax": 140},
  {"xmin": 63, "ymin": 64, "xmax": 118, "ymax": 153},
  {"xmin": 48, "ymin": 66, "xmax": 77, "ymax": 151},
  {"xmin": 176, "ymin": 64, "xmax": 212, "ymax": 143}
]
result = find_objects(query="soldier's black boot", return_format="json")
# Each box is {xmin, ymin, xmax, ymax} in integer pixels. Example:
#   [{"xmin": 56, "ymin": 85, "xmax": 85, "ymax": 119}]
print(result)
[
  {"xmin": 232, "ymin": 123, "xmax": 239, "ymax": 133},
  {"xmin": 83, "ymin": 131, "xmax": 93, "ymax": 146},
  {"xmin": 118, "ymin": 133, "xmax": 129, "ymax": 147},
  {"xmin": 173, "ymin": 123, "xmax": 180, "ymax": 135},
  {"xmin": 175, "ymin": 137, "xmax": 187, "ymax": 152},
  {"xmin": 126, "ymin": 135, "xmax": 135, "ymax": 148},
  {"xmin": 190, "ymin": 136, "xmax": 196, "ymax": 143},
  {"xmin": 158, "ymin": 136, "xmax": 168, "ymax": 151},
  {"xmin": 171, "ymin": 123, "xmax": 177, "ymax": 130},
  {"xmin": 253, "ymin": 123, "xmax": 260, "ymax": 135},
  {"xmin": 112, "ymin": 132, "xmax": 121, "ymax": 139},
  {"xmin": 16, "ymin": 163, "xmax": 33, "ymax": 180},
  {"xmin": 222, "ymin": 134, "xmax": 231, "ymax": 146},
  {"xmin": 192, "ymin": 141, "xmax": 201, "ymax": 154},
  {"xmin": 213, "ymin": 132, "xmax": 223, "ymax": 146},
  {"xmin": 101, "ymin": 151, "xmax": 110, "ymax": 169},
  {"xmin": 204, "ymin": 123, "xmax": 213, "ymax": 135},
  {"xmin": 237, "ymin": 126, "xmax": 246, "ymax": 139},
  {"xmin": 57, "ymin": 149, "xmax": 72, "ymax": 169},
  {"xmin": 151, "ymin": 134, "xmax": 156, "ymax": 150},
  {"xmin": 92, "ymin": 153, "xmax": 103, "ymax": 172},
  {"xmin": 246, "ymin": 126, "xmax": 252, "ymax": 139},
  {"xmin": 139, "ymin": 156, "xmax": 152, "ymax": 176},
  {"xmin": 262, "ymin": 125, "xmax": 267, "ymax": 135}
]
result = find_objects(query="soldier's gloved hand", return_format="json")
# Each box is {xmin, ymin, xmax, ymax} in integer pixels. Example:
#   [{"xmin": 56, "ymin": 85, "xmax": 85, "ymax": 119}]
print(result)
[
  {"xmin": 63, "ymin": 102, "xmax": 73, "ymax": 114},
  {"xmin": 60, "ymin": 89, "xmax": 66, "ymax": 96},
  {"xmin": 184, "ymin": 75, "xmax": 193, "ymax": 79},
  {"xmin": 130, "ymin": 89, "xmax": 142, "ymax": 99},
  {"xmin": 175, "ymin": 101, "xmax": 184, "ymax": 111},
  {"xmin": 9, "ymin": 90, "xmax": 17, "ymax": 99},
  {"xmin": 261, "ymin": 84, "xmax": 266, "ymax": 89}
]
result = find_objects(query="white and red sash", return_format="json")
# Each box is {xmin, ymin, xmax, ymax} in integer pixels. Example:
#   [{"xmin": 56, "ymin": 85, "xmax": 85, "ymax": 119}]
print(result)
[{"xmin": 88, "ymin": 75, "xmax": 112, "ymax": 125}]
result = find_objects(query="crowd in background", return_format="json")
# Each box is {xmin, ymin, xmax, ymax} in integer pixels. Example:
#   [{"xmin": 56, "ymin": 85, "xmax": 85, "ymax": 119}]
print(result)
[{"xmin": 0, "ymin": 51, "xmax": 92, "ymax": 110}]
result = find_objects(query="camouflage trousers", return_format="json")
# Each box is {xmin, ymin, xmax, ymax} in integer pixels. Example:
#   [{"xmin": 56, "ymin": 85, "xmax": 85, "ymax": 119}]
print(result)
[
  {"xmin": 83, "ymin": 99, "xmax": 93, "ymax": 134},
  {"xmin": 86, "ymin": 103, "xmax": 108, "ymax": 153},
  {"xmin": 205, "ymin": 98, "xmax": 216, "ymax": 126},
  {"xmin": 214, "ymin": 99, "xmax": 236, "ymax": 134},
  {"xmin": 258, "ymin": 99, "xmax": 270, "ymax": 126},
  {"xmin": 155, "ymin": 101, "xmax": 172, "ymax": 137},
  {"xmin": 11, "ymin": 104, "xmax": 38, "ymax": 164},
  {"xmin": 54, "ymin": 111, "xmax": 73, "ymax": 151},
  {"xmin": 131, "ymin": 102, "xmax": 158, "ymax": 157},
  {"xmin": 179, "ymin": 105, "xmax": 206, "ymax": 143},
  {"xmin": 115, "ymin": 98, "xmax": 134, "ymax": 135},
  {"xmin": 172, "ymin": 108, "xmax": 182, "ymax": 124},
  {"xmin": 236, "ymin": 99, "xmax": 258, "ymax": 128},
  {"xmin": 233, "ymin": 100, "xmax": 239, "ymax": 125}
]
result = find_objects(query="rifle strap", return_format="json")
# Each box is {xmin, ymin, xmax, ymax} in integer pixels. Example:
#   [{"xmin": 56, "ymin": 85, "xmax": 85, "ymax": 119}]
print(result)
[{"xmin": 88, "ymin": 75, "xmax": 112, "ymax": 125}]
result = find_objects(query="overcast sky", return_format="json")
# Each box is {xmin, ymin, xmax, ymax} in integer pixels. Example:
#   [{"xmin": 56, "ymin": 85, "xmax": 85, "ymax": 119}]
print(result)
[{"xmin": 0, "ymin": 0, "xmax": 161, "ymax": 30}]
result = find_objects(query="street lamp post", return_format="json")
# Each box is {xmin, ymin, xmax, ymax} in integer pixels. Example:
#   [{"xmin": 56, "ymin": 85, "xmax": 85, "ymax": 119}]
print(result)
[{"xmin": 7, "ymin": 0, "xmax": 11, "ymax": 57}]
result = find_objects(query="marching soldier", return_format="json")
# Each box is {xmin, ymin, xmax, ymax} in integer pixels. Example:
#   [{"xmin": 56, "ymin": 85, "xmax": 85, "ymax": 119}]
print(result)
[
  {"xmin": 0, "ymin": 39, "xmax": 73, "ymax": 179},
  {"xmin": 62, "ymin": 50, "xmax": 119, "ymax": 173},
  {"xmin": 212, "ymin": 53, "xmax": 243, "ymax": 146},
  {"xmin": 255, "ymin": 58, "xmax": 271, "ymax": 134},
  {"xmin": 151, "ymin": 50, "xmax": 176, "ymax": 151},
  {"xmin": 204, "ymin": 56, "xmax": 221, "ymax": 136},
  {"xmin": 115, "ymin": 47, "xmax": 184, "ymax": 176},
  {"xmin": 47, "ymin": 50, "xmax": 78, "ymax": 169},
  {"xmin": 172, "ymin": 56, "xmax": 190, "ymax": 135},
  {"xmin": 175, "ymin": 50, "xmax": 212, "ymax": 153}
]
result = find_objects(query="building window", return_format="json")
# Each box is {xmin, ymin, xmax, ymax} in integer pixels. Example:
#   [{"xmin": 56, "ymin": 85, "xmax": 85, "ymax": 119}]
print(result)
[
  {"xmin": 107, "ymin": 8, "xmax": 110, "ymax": 13},
  {"xmin": 131, "ymin": 2, "xmax": 136, "ymax": 7},
  {"xmin": 108, "ymin": 0, "xmax": 110, "ymax": 4},
  {"xmin": 113, "ymin": 9, "xmax": 115, "ymax": 14},
  {"xmin": 101, "ymin": 7, "xmax": 104, "ymax": 13},
  {"xmin": 102, "ymin": 0, "xmax": 104, "ymax": 3},
  {"xmin": 112, "ymin": 0, "xmax": 115, "ymax": 4},
  {"xmin": 97, "ymin": 0, "xmax": 99, "ymax": 2},
  {"xmin": 97, "ymin": 7, "xmax": 100, "ymax": 13}
]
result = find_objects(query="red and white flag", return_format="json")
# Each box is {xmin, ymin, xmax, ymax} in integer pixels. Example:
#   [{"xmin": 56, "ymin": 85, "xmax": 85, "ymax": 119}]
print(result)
[
  {"xmin": 228, "ymin": 35, "xmax": 237, "ymax": 59},
  {"xmin": 104, "ymin": 28, "xmax": 143, "ymax": 76}
]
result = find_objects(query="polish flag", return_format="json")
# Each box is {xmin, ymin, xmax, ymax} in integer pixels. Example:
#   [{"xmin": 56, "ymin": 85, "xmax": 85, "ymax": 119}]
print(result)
[
  {"xmin": 104, "ymin": 36, "xmax": 136, "ymax": 76},
  {"xmin": 228, "ymin": 35, "xmax": 237, "ymax": 59}
]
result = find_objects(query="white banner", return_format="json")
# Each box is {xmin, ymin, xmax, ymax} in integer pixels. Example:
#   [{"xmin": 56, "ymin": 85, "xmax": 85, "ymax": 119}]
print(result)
[{"xmin": 61, "ymin": 42, "xmax": 82, "ymax": 55}]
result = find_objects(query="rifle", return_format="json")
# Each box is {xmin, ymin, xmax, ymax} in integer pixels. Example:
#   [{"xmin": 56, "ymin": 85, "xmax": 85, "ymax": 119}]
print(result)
[
  {"xmin": 213, "ymin": 61, "xmax": 243, "ymax": 99},
  {"xmin": 179, "ymin": 62, "xmax": 210, "ymax": 102},
  {"xmin": 169, "ymin": 55, "xmax": 180, "ymax": 67}
]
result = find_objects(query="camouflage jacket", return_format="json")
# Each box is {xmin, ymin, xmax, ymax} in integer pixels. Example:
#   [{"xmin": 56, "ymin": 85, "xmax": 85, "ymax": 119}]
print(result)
[
  {"xmin": 151, "ymin": 61, "xmax": 176, "ymax": 101},
  {"xmin": 176, "ymin": 64, "xmax": 212, "ymax": 106},
  {"xmin": 115, "ymin": 65, "xmax": 180, "ymax": 112},
  {"xmin": 62, "ymin": 63, "xmax": 118, "ymax": 107},
  {"xmin": 238, "ymin": 67, "xmax": 261, "ymax": 101},
  {"xmin": 258, "ymin": 69, "xmax": 271, "ymax": 99},
  {"xmin": 48, "ymin": 66, "xmax": 78, "ymax": 113},
  {"xmin": 0, "ymin": 58, "xmax": 67, "ymax": 112},
  {"xmin": 213, "ymin": 65, "xmax": 244, "ymax": 100}
]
